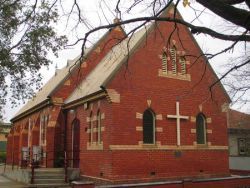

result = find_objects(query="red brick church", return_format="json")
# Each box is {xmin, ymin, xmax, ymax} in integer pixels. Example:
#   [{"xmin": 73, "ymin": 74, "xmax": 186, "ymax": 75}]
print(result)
[{"xmin": 7, "ymin": 6, "xmax": 232, "ymax": 183}]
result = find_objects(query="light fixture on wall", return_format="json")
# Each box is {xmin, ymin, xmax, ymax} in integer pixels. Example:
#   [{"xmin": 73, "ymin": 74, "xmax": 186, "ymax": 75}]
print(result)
[{"xmin": 69, "ymin": 109, "xmax": 75, "ymax": 114}]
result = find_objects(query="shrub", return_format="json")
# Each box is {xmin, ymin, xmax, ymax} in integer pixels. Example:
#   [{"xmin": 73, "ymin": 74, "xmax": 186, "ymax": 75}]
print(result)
[{"xmin": 0, "ymin": 151, "xmax": 6, "ymax": 163}]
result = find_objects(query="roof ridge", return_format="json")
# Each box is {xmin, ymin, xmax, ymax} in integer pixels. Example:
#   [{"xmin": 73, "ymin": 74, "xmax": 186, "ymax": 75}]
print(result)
[{"xmin": 65, "ymin": 23, "xmax": 154, "ymax": 105}]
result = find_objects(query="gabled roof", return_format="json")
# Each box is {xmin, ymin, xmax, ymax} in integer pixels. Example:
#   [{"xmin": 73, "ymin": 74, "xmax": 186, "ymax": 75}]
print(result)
[
  {"xmin": 65, "ymin": 25, "xmax": 152, "ymax": 104},
  {"xmin": 13, "ymin": 52, "xmax": 88, "ymax": 118},
  {"xmin": 12, "ymin": 26, "xmax": 126, "ymax": 121}
]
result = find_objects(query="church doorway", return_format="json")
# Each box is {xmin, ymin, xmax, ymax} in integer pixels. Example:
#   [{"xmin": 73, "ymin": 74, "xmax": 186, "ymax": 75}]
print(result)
[{"xmin": 72, "ymin": 119, "xmax": 80, "ymax": 168}]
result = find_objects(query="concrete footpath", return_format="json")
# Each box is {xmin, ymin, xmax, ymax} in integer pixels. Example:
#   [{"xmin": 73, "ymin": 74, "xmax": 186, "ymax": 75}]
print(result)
[{"xmin": 0, "ymin": 164, "xmax": 27, "ymax": 188}]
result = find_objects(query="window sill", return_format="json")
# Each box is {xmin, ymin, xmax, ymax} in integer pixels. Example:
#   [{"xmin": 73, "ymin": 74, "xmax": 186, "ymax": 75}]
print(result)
[
  {"xmin": 141, "ymin": 143, "xmax": 159, "ymax": 148},
  {"xmin": 87, "ymin": 142, "xmax": 103, "ymax": 150},
  {"xmin": 196, "ymin": 144, "xmax": 208, "ymax": 148},
  {"xmin": 158, "ymin": 69, "xmax": 191, "ymax": 81}
]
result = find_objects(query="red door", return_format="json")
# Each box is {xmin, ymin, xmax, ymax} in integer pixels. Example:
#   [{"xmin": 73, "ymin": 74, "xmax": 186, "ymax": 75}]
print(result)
[{"xmin": 73, "ymin": 120, "xmax": 80, "ymax": 168}]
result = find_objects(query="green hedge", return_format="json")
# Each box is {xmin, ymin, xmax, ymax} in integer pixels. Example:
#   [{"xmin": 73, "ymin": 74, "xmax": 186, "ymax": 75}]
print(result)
[
  {"xmin": 0, "ymin": 151, "xmax": 6, "ymax": 163},
  {"xmin": 0, "ymin": 141, "xmax": 7, "ymax": 151}
]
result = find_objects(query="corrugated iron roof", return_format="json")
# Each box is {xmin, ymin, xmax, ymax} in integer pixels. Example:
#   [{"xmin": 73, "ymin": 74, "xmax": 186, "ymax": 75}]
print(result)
[{"xmin": 13, "ymin": 49, "xmax": 90, "ymax": 118}]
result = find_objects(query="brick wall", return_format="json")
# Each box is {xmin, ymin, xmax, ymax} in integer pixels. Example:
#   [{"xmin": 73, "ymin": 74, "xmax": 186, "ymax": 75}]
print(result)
[
  {"xmin": 64, "ymin": 9, "xmax": 231, "ymax": 182},
  {"xmin": 7, "ymin": 8, "xmax": 232, "ymax": 183},
  {"xmin": 66, "ymin": 98, "xmax": 113, "ymax": 178},
  {"xmin": 6, "ymin": 26, "xmax": 126, "ymax": 168},
  {"xmin": 110, "ymin": 150, "xmax": 229, "ymax": 180},
  {"xmin": 100, "ymin": 9, "xmax": 230, "ymax": 180}
]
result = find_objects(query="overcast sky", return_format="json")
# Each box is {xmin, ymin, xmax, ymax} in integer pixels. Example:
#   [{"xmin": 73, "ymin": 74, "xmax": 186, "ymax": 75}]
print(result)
[{"xmin": 3, "ymin": 0, "xmax": 250, "ymax": 121}]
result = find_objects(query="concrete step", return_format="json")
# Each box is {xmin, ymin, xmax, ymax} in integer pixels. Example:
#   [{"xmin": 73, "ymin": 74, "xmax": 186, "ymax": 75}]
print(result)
[
  {"xmin": 32, "ymin": 168, "xmax": 66, "ymax": 185},
  {"xmin": 34, "ymin": 169, "xmax": 64, "ymax": 173},
  {"xmin": 34, "ymin": 172, "xmax": 64, "ymax": 176},
  {"xmin": 27, "ymin": 183, "xmax": 71, "ymax": 188},
  {"xmin": 34, "ymin": 175, "xmax": 64, "ymax": 179},
  {"xmin": 34, "ymin": 178, "xmax": 65, "ymax": 184},
  {"xmin": 35, "ymin": 168, "xmax": 64, "ymax": 171}
]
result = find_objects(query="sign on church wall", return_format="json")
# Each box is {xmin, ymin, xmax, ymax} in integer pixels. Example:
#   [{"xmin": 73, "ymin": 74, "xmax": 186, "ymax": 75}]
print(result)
[{"xmin": 32, "ymin": 146, "xmax": 42, "ymax": 161}]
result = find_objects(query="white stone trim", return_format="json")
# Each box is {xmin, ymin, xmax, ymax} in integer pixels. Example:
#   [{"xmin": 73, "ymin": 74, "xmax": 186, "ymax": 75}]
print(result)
[
  {"xmin": 136, "ymin": 112, "xmax": 143, "ymax": 119},
  {"xmin": 207, "ymin": 129, "xmax": 212, "ymax": 134},
  {"xmin": 101, "ymin": 113, "xmax": 105, "ymax": 120},
  {"xmin": 87, "ymin": 142, "xmax": 103, "ymax": 150},
  {"xmin": 87, "ymin": 127, "xmax": 105, "ymax": 133},
  {"xmin": 136, "ymin": 126, "xmax": 143, "ymax": 131},
  {"xmin": 156, "ymin": 114, "xmax": 163, "ymax": 120},
  {"xmin": 156, "ymin": 127, "xmax": 163, "ymax": 132},
  {"xmin": 191, "ymin": 129, "xmax": 196, "ymax": 133},
  {"xmin": 190, "ymin": 116, "xmax": 196, "ymax": 122},
  {"xmin": 147, "ymin": 100, "xmax": 151, "ymax": 107},
  {"xmin": 109, "ymin": 144, "xmax": 228, "ymax": 150},
  {"xmin": 206, "ymin": 118, "xmax": 212, "ymax": 124},
  {"xmin": 106, "ymin": 89, "xmax": 120, "ymax": 103},
  {"xmin": 221, "ymin": 103, "xmax": 229, "ymax": 112},
  {"xmin": 158, "ymin": 69, "xmax": 191, "ymax": 81}
]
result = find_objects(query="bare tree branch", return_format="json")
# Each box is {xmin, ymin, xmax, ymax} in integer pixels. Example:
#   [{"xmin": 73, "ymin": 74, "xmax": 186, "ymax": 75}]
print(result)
[{"xmin": 196, "ymin": 0, "xmax": 250, "ymax": 29}]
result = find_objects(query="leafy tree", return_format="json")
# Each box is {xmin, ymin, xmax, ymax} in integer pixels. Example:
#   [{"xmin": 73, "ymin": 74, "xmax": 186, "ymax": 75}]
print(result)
[{"xmin": 0, "ymin": 0, "xmax": 67, "ymax": 118}]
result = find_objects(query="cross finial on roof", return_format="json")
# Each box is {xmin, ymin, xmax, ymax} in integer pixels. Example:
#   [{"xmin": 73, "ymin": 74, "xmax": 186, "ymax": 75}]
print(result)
[
  {"xmin": 55, "ymin": 63, "xmax": 58, "ymax": 76},
  {"xmin": 113, "ymin": 17, "xmax": 120, "ymax": 24}
]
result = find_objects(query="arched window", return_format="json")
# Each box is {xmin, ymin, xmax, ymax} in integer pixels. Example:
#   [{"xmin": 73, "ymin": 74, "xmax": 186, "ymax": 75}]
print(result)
[
  {"xmin": 39, "ymin": 114, "xmax": 49, "ymax": 146},
  {"xmin": 196, "ymin": 113, "xmax": 206, "ymax": 144},
  {"xmin": 162, "ymin": 52, "xmax": 168, "ymax": 73},
  {"xmin": 170, "ymin": 46, "xmax": 177, "ymax": 74},
  {"xmin": 143, "ymin": 109, "xmax": 155, "ymax": 144},
  {"xmin": 89, "ymin": 112, "xmax": 93, "ymax": 143},
  {"xmin": 179, "ymin": 56, "xmax": 186, "ymax": 75},
  {"xmin": 97, "ymin": 110, "xmax": 102, "ymax": 144}
]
